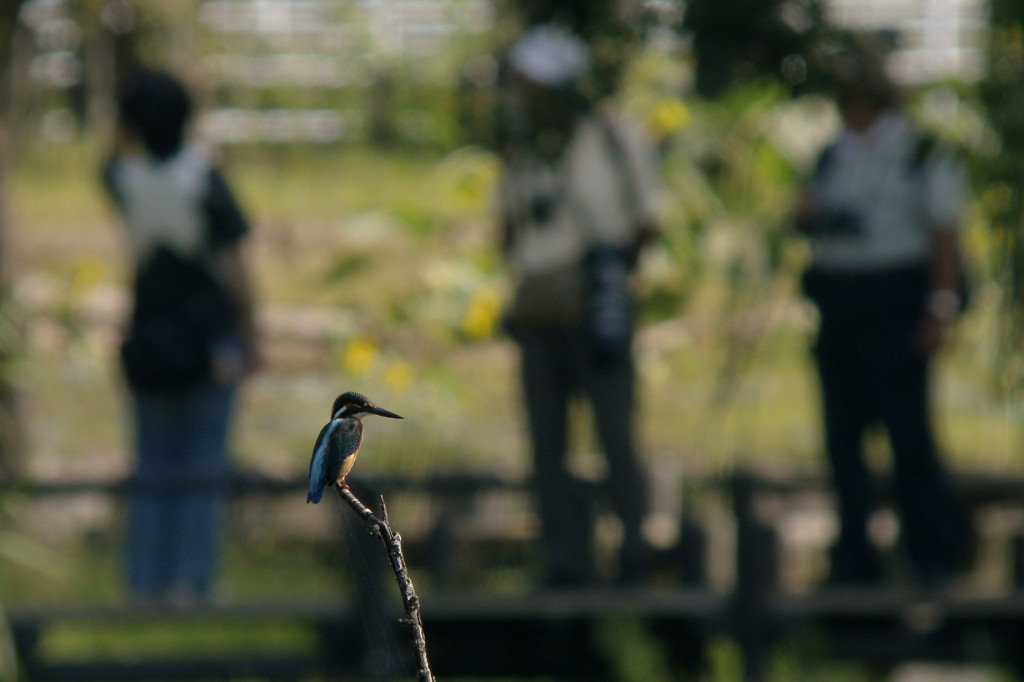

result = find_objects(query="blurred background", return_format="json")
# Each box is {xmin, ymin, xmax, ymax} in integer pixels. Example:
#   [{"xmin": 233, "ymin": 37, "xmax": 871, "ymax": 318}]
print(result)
[{"xmin": 1, "ymin": 0, "xmax": 1024, "ymax": 680}]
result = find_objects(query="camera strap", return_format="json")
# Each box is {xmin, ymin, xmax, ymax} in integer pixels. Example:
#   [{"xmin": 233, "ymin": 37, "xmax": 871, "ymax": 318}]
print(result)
[{"xmin": 564, "ymin": 112, "xmax": 644, "ymax": 253}]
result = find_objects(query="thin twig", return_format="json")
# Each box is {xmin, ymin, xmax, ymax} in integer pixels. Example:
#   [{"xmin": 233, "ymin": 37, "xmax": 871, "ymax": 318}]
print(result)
[{"xmin": 336, "ymin": 483, "xmax": 435, "ymax": 682}]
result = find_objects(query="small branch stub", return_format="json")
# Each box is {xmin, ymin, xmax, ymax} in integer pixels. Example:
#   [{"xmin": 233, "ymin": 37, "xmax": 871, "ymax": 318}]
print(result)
[{"xmin": 335, "ymin": 483, "xmax": 435, "ymax": 682}]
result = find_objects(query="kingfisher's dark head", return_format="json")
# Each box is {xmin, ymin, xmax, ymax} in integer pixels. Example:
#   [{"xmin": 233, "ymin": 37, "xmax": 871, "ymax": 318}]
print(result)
[{"xmin": 331, "ymin": 392, "xmax": 403, "ymax": 421}]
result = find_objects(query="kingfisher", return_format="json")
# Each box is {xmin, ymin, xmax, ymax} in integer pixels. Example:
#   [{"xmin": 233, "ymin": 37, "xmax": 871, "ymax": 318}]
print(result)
[{"xmin": 306, "ymin": 391, "xmax": 403, "ymax": 503}]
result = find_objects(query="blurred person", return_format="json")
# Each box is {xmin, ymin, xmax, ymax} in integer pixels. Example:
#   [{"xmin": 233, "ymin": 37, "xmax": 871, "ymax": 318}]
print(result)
[
  {"xmin": 796, "ymin": 39, "xmax": 970, "ymax": 589},
  {"xmin": 102, "ymin": 68, "xmax": 258, "ymax": 602},
  {"xmin": 498, "ymin": 25, "xmax": 659, "ymax": 588}
]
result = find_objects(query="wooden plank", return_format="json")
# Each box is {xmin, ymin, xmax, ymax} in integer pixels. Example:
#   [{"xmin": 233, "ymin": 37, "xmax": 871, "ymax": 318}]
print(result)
[
  {"xmin": 423, "ymin": 588, "xmax": 724, "ymax": 620},
  {"xmin": 773, "ymin": 589, "xmax": 1024, "ymax": 620},
  {"xmin": 3, "ymin": 472, "xmax": 525, "ymax": 497},
  {"xmin": 6, "ymin": 597, "xmax": 353, "ymax": 626},
  {"xmin": 7, "ymin": 589, "xmax": 723, "ymax": 628},
  {"xmin": 22, "ymin": 655, "xmax": 329, "ymax": 682}
]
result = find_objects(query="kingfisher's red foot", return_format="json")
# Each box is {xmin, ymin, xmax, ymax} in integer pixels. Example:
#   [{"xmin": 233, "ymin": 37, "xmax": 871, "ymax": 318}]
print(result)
[{"xmin": 336, "ymin": 480, "xmax": 349, "ymax": 490}]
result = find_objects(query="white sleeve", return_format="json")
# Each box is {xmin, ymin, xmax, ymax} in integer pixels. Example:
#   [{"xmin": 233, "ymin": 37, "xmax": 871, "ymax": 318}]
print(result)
[{"xmin": 924, "ymin": 151, "xmax": 966, "ymax": 230}]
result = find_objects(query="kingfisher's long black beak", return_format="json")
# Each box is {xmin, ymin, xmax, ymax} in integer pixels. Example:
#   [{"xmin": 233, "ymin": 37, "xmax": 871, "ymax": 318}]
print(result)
[{"xmin": 366, "ymin": 405, "xmax": 403, "ymax": 419}]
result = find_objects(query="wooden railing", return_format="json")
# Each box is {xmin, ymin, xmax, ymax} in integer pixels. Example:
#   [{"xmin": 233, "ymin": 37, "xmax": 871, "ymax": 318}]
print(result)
[{"xmin": 5, "ymin": 470, "xmax": 1024, "ymax": 680}]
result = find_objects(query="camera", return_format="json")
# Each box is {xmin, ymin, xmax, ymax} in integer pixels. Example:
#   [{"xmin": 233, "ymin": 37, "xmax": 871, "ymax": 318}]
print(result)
[
  {"xmin": 530, "ymin": 194, "xmax": 557, "ymax": 225},
  {"xmin": 797, "ymin": 207, "xmax": 863, "ymax": 238}
]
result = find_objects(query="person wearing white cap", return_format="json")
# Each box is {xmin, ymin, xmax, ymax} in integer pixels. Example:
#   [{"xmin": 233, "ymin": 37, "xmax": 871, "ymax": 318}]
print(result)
[{"xmin": 498, "ymin": 24, "xmax": 659, "ymax": 588}]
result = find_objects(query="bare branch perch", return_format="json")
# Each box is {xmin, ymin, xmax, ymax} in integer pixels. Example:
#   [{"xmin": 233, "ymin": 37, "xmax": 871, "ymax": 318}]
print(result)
[{"xmin": 335, "ymin": 483, "xmax": 435, "ymax": 682}]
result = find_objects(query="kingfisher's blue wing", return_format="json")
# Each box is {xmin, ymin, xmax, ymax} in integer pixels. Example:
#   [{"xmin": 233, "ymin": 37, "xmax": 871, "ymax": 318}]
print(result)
[{"xmin": 307, "ymin": 420, "xmax": 338, "ymax": 504}]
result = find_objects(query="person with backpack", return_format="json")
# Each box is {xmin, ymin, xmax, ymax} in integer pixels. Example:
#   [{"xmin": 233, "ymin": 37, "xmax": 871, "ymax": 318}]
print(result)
[
  {"xmin": 796, "ymin": 40, "xmax": 970, "ymax": 589},
  {"xmin": 497, "ymin": 25, "xmax": 659, "ymax": 587},
  {"xmin": 102, "ymin": 68, "xmax": 258, "ymax": 602}
]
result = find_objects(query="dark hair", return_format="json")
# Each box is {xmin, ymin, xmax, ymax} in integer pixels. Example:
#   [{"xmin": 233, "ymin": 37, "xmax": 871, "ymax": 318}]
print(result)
[
  {"xmin": 828, "ymin": 36, "xmax": 902, "ymax": 112},
  {"xmin": 117, "ymin": 69, "xmax": 193, "ymax": 160}
]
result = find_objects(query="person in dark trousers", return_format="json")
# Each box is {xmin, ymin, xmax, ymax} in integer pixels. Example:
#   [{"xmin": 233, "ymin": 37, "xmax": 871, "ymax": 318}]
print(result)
[
  {"xmin": 102, "ymin": 68, "xmax": 258, "ymax": 602},
  {"xmin": 797, "ymin": 39, "xmax": 970, "ymax": 589},
  {"xmin": 498, "ymin": 25, "xmax": 659, "ymax": 588}
]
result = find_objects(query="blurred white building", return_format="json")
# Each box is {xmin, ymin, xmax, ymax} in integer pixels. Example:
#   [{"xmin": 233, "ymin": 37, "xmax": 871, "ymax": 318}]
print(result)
[
  {"xmin": 17, "ymin": 0, "xmax": 986, "ymax": 144},
  {"xmin": 825, "ymin": 0, "xmax": 986, "ymax": 82}
]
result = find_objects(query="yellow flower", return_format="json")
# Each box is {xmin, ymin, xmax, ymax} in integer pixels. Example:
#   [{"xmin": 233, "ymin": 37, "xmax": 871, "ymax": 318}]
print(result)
[
  {"xmin": 342, "ymin": 336, "xmax": 378, "ymax": 376},
  {"xmin": 455, "ymin": 157, "xmax": 498, "ymax": 206},
  {"xmin": 649, "ymin": 98, "xmax": 689, "ymax": 136},
  {"xmin": 384, "ymin": 362, "xmax": 415, "ymax": 393},
  {"xmin": 69, "ymin": 257, "xmax": 105, "ymax": 296},
  {"xmin": 461, "ymin": 287, "xmax": 502, "ymax": 340}
]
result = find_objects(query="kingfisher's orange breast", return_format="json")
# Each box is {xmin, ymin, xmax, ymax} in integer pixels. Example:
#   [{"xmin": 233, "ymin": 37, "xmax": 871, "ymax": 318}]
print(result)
[{"xmin": 337, "ymin": 452, "xmax": 358, "ymax": 482}]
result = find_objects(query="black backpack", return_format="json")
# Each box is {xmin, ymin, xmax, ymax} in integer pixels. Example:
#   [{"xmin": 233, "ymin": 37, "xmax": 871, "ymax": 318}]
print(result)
[
  {"xmin": 814, "ymin": 132, "xmax": 936, "ymax": 181},
  {"xmin": 120, "ymin": 245, "xmax": 236, "ymax": 390},
  {"xmin": 807, "ymin": 132, "xmax": 970, "ymax": 315}
]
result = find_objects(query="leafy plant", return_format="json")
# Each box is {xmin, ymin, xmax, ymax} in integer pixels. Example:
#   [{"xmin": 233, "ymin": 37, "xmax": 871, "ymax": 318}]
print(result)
[{"xmin": 977, "ymin": 0, "xmax": 1024, "ymax": 395}]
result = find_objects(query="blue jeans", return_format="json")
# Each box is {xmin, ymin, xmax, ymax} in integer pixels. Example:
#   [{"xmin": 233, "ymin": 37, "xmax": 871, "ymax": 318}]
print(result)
[{"xmin": 126, "ymin": 382, "xmax": 235, "ymax": 599}]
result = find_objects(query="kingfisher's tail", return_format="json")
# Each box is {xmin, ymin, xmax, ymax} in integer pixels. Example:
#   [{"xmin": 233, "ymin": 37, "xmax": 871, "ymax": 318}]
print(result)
[{"xmin": 307, "ymin": 484, "xmax": 324, "ymax": 504}]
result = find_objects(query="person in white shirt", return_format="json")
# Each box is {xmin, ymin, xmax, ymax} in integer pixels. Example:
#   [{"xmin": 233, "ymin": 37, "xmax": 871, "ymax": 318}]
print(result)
[
  {"xmin": 103, "ymin": 69, "xmax": 258, "ymax": 601},
  {"xmin": 796, "ymin": 41, "xmax": 970, "ymax": 589},
  {"xmin": 498, "ymin": 25, "xmax": 658, "ymax": 587}
]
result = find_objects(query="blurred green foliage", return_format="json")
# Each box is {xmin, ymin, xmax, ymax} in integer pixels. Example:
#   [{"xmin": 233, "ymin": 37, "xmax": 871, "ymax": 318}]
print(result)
[{"xmin": 977, "ymin": 0, "xmax": 1024, "ymax": 395}]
